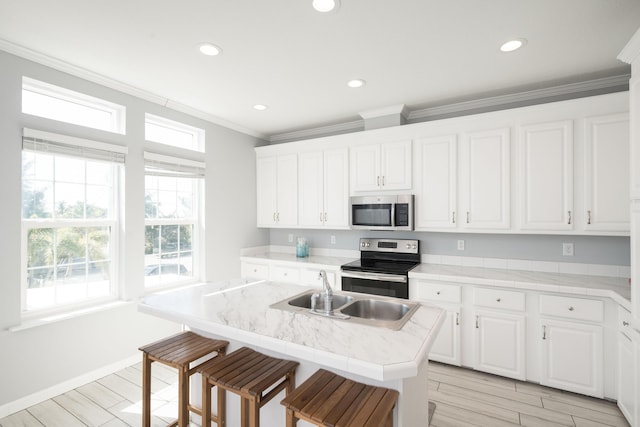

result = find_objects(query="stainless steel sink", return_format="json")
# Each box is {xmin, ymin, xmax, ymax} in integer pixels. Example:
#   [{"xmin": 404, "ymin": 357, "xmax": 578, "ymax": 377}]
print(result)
[{"xmin": 270, "ymin": 289, "xmax": 420, "ymax": 330}]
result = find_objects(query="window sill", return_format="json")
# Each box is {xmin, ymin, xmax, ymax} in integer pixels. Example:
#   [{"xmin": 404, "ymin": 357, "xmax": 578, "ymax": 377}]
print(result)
[{"xmin": 9, "ymin": 300, "xmax": 134, "ymax": 332}]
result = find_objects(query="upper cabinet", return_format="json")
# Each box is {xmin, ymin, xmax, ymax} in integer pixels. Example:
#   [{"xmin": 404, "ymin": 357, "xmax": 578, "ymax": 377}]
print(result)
[
  {"xmin": 583, "ymin": 113, "xmax": 630, "ymax": 232},
  {"xmin": 518, "ymin": 120, "xmax": 574, "ymax": 231},
  {"xmin": 350, "ymin": 140, "xmax": 412, "ymax": 192},
  {"xmin": 460, "ymin": 128, "xmax": 511, "ymax": 230},
  {"xmin": 414, "ymin": 135, "xmax": 457, "ymax": 229},
  {"xmin": 256, "ymin": 154, "xmax": 298, "ymax": 227},
  {"xmin": 298, "ymin": 148, "xmax": 349, "ymax": 228}
]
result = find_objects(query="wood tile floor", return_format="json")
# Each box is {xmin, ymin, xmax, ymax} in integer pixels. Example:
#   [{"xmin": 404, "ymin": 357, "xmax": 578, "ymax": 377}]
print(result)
[{"xmin": 0, "ymin": 361, "xmax": 630, "ymax": 426}]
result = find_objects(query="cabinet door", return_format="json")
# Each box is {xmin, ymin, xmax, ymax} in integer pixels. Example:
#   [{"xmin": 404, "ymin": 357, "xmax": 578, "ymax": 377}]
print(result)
[
  {"xmin": 415, "ymin": 135, "xmax": 457, "ymax": 229},
  {"xmin": 462, "ymin": 128, "xmax": 511, "ymax": 229},
  {"xmin": 519, "ymin": 121, "xmax": 573, "ymax": 230},
  {"xmin": 323, "ymin": 148, "xmax": 349, "ymax": 227},
  {"xmin": 474, "ymin": 310, "xmax": 525, "ymax": 380},
  {"xmin": 256, "ymin": 157, "xmax": 278, "ymax": 227},
  {"xmin": 429, "ymin": 308, "xmax": 461, "ymax": 366},
  {"xmin": 540, "ymin": 319, "xmax": 603, "ymax": 398},
  {"xmin": 617, "ymin": 332, "xmax": 636, "ymax": 424},
  {"xmin": 380, "ymin": 140, "xmax": 412, "ymax": 190},
  {"xmin": 298, "ymin": 152, "xmax": 324, "ymax": 227},
  {"xmin": 276, "ymin": 154, "xmax": 298, "ymax": 226},
  {"xmin": 630, "ymin": 74, "xmax": 640, "ymax": 199},
  {"xmin": 351, "ymin": 144, "xmax": 381, "ymax": 191},
  {"xmin": 584, "ymin": 114, "xmax": 630, "ymax": 232}
]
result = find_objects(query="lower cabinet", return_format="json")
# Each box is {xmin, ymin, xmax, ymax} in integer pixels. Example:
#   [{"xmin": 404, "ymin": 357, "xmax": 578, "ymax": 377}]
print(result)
[
  {"xmin": 473, "ymin": 309, "xmax": 526, "ymax": 380},
  {"xmin": 429, "ymin": 307, "xmax": 461, "ymax": 366},
  {"xmin": 617, "ymin": 307, "xmax": 637, "ymax": 425},
  {"xmin": 539, "ymin": 319, "xmax": 604, "ymax": 398}
]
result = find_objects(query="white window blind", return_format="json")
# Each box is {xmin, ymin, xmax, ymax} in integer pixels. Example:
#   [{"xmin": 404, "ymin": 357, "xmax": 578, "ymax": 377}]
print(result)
[
  {"xmin": 144, "ymin": 152, "xmax": 205, "ymax": 178},
  {"xmin": 22, "ymin": 128, "xmax": 127, "ymax": 164}
]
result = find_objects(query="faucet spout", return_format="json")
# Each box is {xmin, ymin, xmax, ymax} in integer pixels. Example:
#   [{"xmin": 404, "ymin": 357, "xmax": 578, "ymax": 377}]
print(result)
[{"xmin": 318, "ymin": 270, "xmax": 333, "ymax": 314}]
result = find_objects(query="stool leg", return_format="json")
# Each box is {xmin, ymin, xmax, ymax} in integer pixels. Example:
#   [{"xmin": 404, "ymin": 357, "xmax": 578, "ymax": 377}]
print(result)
[
  {"xmin": 178, "ymin": 365, "xmax": 189, "ymax": 427},
  {"xmin": 249, "ymin": 398, "xmax": 259, "ymax": 427},
  {"xmin": 142, "ymin": 354, "xmax": 152, "ymax": 427},
  {"xmin": 240, "ymin": 398, "xmax": 249, "ymax": 427},
  {"xmin": 285, "ymin": 409, "xmax": 298, "ymax": 427},
  {"xmin": 202, "ymin": 376, "xmax": 211, "ymax": 427},
  {"xmin": 217, "ymin": 384, "xmax": 226, "ymax": 427}
]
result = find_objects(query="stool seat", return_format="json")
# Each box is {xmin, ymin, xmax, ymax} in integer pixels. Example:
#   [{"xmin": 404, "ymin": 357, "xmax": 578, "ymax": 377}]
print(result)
[
  {"xmin": 139, "ymin": 331, "xmax": 228, "ymax": 427},
  {"xmin": 199, "ymin": 347, "xmax": 299, "ymax": 427},
  {"xmin": 281, "ymin": 369, "xmax": 399, "ymax": 427}
]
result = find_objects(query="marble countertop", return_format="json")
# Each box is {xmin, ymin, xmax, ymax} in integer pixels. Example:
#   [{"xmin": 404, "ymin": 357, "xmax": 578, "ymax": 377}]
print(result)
[
  {"xmin": 139, "ymin": 279, "xmax": 445, "ymax": 381},
  {"xmin": 409, "ymin": 263, "xmax": 631, "ymax": 308},
  {"xmin": 240, "ymin": 252, "xmax": 356, "ymax": 269}
]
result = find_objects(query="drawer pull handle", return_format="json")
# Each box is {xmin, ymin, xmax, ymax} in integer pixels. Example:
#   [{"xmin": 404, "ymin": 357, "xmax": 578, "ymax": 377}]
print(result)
[
  {"xmin": 467, "ymin": 211, "xmax": 470, "ymax": 224},
  {"xmin": 623, "ymin": 321, "xmax": 629, "ymax": 326},
  {"xmin": 496, "ymin": 298, "xmax": 501, "ymax": 302},
  {"xmin": 568, "ymin": 306, "xmax": 574, "ymax": 311},
  {"xmin": 567, "ymin": 210, "xmax": 572, "ymax": 225},
  {"xmin": 452, "ymin": 212, "xmax": 456, "ymax": 224},
  {"xmin": 475, "ymin": 315, "xmax": 479, "ymax": 329},
  {"xmin": 587, "ymin": 210, "xmax": 591, "ymax": 225},
  {"xmin": 455, "ymin": 313, "xmax": 460, "ymax": 326},
  {"xmin": 542, "ymin": 325, "xmax": 547, "ymax": 340},
  {"xmin": 436, "ymin": 291, "xmax": 441, "ymax": 295}
]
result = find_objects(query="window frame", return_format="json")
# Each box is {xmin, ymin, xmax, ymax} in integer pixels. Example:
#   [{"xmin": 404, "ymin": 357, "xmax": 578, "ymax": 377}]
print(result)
[
  {"xmin": 145, "ymin": 113, "xmax": 206, "ymax": 153},
  {"xmin": 22, "ymin": 76, "xmax": 126, "ymax": 134}
]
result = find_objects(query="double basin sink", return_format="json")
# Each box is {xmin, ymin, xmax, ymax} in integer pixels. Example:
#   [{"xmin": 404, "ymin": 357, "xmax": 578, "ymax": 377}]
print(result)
[{"xmin": 270, "ymin": 289, "xmax": 420, "ymax": 330}]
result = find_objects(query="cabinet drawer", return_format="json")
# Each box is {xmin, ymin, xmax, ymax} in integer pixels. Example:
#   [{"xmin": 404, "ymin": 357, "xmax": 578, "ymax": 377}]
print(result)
[
  {"xmin": 241, "ymin": 262, "xmax": 269, "ymax": 279},
  {"xmin": 414, "ymin": 282, "xmax": 461, "ymax": 303},
  {"xmin": 269, "ymin": 265, "xmax": 300, "ymax": 283},
  {"xmin": 539, "ymin": 295, "xmax": 603, "ymax": 322},
  {"xmin": 473, "ymin": 288, "xmax": 525, "ymax": 311}
]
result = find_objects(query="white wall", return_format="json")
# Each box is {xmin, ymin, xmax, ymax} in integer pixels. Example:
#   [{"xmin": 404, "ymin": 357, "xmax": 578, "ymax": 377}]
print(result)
[{"xmin": 0, "ymin": 51, "xmax": 269, "ymax": 410}]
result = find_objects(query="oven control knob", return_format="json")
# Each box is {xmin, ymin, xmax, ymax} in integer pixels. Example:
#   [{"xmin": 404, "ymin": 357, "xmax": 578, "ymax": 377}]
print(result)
[
  {"xmin": 406, "ymin": 244, "xmax": 411, "ymax": 249},
  {"xmin": 365, "ymin": 242, "xmax": 370, "ymax": 247}
]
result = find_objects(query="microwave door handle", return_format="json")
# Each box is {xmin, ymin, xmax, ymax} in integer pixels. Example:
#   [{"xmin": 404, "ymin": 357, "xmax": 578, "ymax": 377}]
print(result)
[
  {"xmin": 390, "ymin": 203, "xmax": 396, "ymax": 227},
  {"xmin": 341, "ymin": 271, "xmax": 407, "ymax": 283}
]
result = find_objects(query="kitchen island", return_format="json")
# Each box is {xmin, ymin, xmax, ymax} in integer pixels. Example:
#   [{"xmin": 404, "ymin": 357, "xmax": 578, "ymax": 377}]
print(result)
[{"xmin": 139, "ymin": 279, "xmax": 445, "ymax": 426}]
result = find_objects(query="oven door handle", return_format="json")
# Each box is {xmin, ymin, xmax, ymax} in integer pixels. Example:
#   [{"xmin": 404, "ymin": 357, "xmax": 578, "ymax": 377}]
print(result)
[{"xmin": 341, "ymin": 271, "xmax": 407, "ymax": 283}]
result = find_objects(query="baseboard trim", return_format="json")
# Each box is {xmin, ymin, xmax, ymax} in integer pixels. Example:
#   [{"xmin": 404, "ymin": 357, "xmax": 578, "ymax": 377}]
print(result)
[{"xmin": 0, "ymin": 354, "xmax": 140, "ymax": 418}]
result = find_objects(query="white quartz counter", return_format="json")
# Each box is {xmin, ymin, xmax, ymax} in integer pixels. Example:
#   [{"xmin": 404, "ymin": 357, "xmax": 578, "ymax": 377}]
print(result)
[{"xmin": 139, "ymin": 279, "xmax": 445, "ymax": 381}]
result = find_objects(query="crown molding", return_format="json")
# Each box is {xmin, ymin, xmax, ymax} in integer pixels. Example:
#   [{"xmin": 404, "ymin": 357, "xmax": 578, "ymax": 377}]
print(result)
[
  {"xmin": 0, "ymin": 38, "xmax": 266, "ymax": 140},
  {"xmin": 407, "ymin": 74, "xmax": 630, "ymax": 121},
  {"xmin": 618, "ymin": 27, "xmax": 640, "ymax": 64},
  {"xmin": 359, "ymin": 104, "xmax": 408, "ymax": 120},
  {"xmin": 269, "ymin": 119, "xmax": 363, "ymax": 143}
]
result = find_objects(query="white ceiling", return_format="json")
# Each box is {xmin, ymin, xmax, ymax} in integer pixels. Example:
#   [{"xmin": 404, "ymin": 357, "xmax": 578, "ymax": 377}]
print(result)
[{"xmin": 1, "ymin": 0, "xmax": 639, "ymax": 140}]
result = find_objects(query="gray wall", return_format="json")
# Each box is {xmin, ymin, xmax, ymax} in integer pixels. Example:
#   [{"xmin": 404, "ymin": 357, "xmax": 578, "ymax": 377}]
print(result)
[
  {"xmin": 0, "ymin": 51, "xmax": 268, "ymax": 408},
  {"xmin": 270, "ymin": 229, "xmax": 630, "ymax": 266}
]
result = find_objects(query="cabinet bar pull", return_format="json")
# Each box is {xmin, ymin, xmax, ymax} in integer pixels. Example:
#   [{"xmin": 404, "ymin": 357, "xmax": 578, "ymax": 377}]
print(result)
[
  {"xmin": 277, "ymin": 212, "xmax": 280, "ymax": 222},
  {"xmin": 623, "ymin": 321, "xmax": 629, "ymax": 326},
  {"xmin": 475, "ymin": 315, "xmax": 479, "ymax": 329},
  {"xmin": 377, "ymin": 176, "xmax": 380, "ymax": 186},
  {"xmin": 455, "ymin": 313, "xmax": 460, "ymax": 326},
  {"xmin": 273, "ymin": 212, "xmax": 276, "ymax": 222},
  {"xmin": 324, "ymin": 212, "xmax": 328, "ymax": 222},
  {"xmin": 587, "ymin": 210, "xmax": 591, "ymax": 225},
  {"xmin": 320, "ymin": 212, "xmax": 323, "ymax": 223},
  {"xmin": 567, "ymin": 210, "xmax": 572, "ymax": 225},
  {"xmin": 466, "ymin": 211, "xmax": 470, "ymax": 224},
  {"xmin": 382, "ymin": 176, "xmax": 385, "ymax": 186},
  {"xmin": 452, "ymin": 211, "xmax": 456, "ymax": 224},
  {"xmin": 542, "ymin": 325, "xmax": 547, "ymax": 340}
]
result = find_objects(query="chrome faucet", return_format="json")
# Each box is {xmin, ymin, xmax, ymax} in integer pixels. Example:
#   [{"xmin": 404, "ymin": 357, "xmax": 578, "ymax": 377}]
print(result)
[{"xmin": 318, "ymin": 270, "xmax": 333, "ymax": 314}]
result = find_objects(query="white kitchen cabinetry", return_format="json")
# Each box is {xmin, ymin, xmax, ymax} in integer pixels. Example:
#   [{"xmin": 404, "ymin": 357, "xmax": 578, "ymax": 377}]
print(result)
[
  {"xmin": 460, "ymin": 128, "xmax": 511, "ymax": 230},
  {"xmin": 414, "ymin": 135, "xmax": 457, "ymax": 229},
  {"xmin": 583, "ymin": 114, "xmax": 630, "ymax": 232},
  {"xmin": 240, "ymin": 260, "xmax": 269, "ymax": 280},
  {"xmin": 617, "ymin": 306, "xmax": 637, "ymax": 425},
  {"xmin": 539, "ymin": 294, "xmax": 604, "ymax": 398},
  {"xmin": 409, "ymin": 280, "xmax": 462, "ymax": 365},
  {"xmin": 298, "ymin": 149, "xmax": 349, "ymax": 228},
  {"xmin": 256, "ymin": 154, "xmax": 298, "ymax": 227},
  {"xmin": 519, "ymin": 120, "xmax": 573, "ymax": 231},
  {"xmin": 472, "ymin": 288, "xmax": 526, "ymax": 380},
  {"xmin": 350, "ymin": 140, "xmax": 411, "ymax": 192}
]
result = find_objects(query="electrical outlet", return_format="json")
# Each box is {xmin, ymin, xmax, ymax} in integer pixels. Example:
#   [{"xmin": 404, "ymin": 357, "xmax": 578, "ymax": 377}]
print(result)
[
  {"xmin": 562, "ymin": 242, "xmax": 574, "ymax": 256},
  {"xmin": 288, "ymin": 233, "xmax": 293, "ymax": 243},
  {"xmin": 457, "ymin": 240, "xmax": 465, "ymax": 251},
  {"xmin": 331, "ymin": 235, "xmax": 336, "ymax": 244}
]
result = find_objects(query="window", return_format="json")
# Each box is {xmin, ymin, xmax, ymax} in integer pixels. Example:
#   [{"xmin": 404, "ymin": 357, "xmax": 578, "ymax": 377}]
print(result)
[
  {"xmin": 22, "ymin": 77, "xmax": 126, "ymax": 134},
  {"xmin": 21, "ymin": 128, "xmax": 126, "ymax": 313},
  {"xmin": 145, "ymin": 113, "xmax": 205, "ymax": 152},
  {"xmin": 144, "ymin": 152, "xmax": 204, "ymax": 288}
]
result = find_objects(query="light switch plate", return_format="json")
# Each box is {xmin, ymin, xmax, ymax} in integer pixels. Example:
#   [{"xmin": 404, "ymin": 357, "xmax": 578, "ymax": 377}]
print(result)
[
  {"xmin": 331, "ymin": 235, "xmax": 336, "ymax": 244},
  {"xmin": 562, "ymin": 242, "xmax": 574, "ymax": 256},
  {"xmin": 457, "ymin": 240, "xmax": 465, "ymax": 251},
  {"xmin": 288, "ymin": 234, "xmax": 293, "ymax": 243}
]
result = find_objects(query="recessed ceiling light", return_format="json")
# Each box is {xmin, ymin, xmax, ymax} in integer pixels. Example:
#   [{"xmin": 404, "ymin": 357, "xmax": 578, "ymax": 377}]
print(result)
[
  {"xmin": 199, "ymin": 43, "xmax": 222, "ymax": 56},
  {"xmin": 253, "ymin": 104, "xmax": 268, "ymax": 111},
  {"xmin": 312, "ymin": 0, "xmax": 340, "ymax": 13},
  {"xmin": 500, "ymin": 39, "xmax": 526, "ymax": 52},
  {"xmin": 347, "ymin": 79, "xmax": 366, "ymax": 88}
]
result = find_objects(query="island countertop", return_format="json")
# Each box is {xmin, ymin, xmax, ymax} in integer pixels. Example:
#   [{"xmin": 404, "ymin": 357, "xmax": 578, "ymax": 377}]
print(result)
[{"xmin": 139, "ymin": 279, "xmax": 445, "ymax": 381}]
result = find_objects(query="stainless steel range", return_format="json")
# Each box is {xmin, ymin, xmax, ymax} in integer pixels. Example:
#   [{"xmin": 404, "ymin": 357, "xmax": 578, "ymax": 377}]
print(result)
[{"xmin": 341, "ymin": 238, "xmax": 420, "ymax": 299}]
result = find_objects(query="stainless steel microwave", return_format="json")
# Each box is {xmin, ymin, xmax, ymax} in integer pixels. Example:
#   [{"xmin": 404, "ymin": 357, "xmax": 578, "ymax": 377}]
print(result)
[{"xmin": 349, "ymin": 194, "xmax": 414, "ymax": 231}]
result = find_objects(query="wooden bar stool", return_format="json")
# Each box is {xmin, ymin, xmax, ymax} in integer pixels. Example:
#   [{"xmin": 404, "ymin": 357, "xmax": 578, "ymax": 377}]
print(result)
[
  {"xmin": 199, "ymin": 346, "xmax": 299, "ymax": 427},
  {"xmin": 139, "ymin": 331, "xmax": 228, "ymax": 427},
  {"xmin": 280, "ymin": 369, "xmax": 399, "ymax": 427}
]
